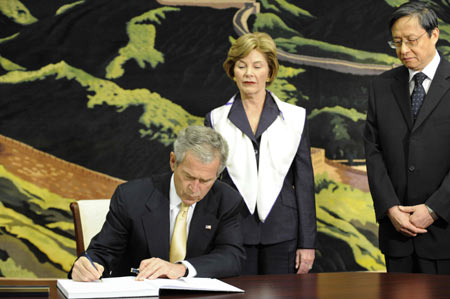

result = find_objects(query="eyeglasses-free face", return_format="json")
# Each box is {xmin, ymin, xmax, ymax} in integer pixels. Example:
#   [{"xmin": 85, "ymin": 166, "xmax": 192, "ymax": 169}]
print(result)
[{"xmin": 390, "ymin": 15, "xmax": 439, "ymax": 71}]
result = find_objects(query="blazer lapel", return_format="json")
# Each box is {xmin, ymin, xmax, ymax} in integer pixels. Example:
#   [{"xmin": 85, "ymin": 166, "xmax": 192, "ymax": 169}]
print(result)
[
  {"xmin": 413, "ymin": 59, "xmax": 450, "ymax": 131},
  {"xmin": 142, "ymin": 174, "xmax": 171, "ymax": 260},
  {"xmin": 391, "ymin": 67, "xmax": 413, "ymax": 130},
  {"xmin": 228, "ymin": 95, "xmax": 256, "ymax": 142}
]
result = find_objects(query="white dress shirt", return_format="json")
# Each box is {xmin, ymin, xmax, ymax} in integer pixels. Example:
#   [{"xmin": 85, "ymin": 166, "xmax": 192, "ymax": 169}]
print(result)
[
  {"xmin": 169, "ymin": 174, "xmax": 197, "ymax": 277},
  {"xmin": 409, "ymin": 50, "xmax": 440, "ymax": 95}
]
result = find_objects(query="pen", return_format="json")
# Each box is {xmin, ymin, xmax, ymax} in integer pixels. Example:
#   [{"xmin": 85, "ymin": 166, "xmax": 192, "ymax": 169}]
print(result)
[
  {"xmin": 85, "ymin": 251, "xmax": 102, "ymax": 281},
  {"xmin": 130, "ymin": 267, "xmax": 140, "ymax": 274}
]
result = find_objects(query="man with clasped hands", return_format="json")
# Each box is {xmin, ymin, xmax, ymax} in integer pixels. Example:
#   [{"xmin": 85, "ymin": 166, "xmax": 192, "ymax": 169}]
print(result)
[
  {"xmin": 70, "ymin": 126, "xmax": 245, "ymax": 281},
  {"xmin": 364, "ymin": 2, "xmax": 450, "ymax": 274}
]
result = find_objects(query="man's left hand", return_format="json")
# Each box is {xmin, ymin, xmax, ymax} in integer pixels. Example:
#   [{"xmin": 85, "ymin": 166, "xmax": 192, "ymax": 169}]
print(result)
[
  {"xmin": 296, "ymin": 249, "xmax": 315, "ymax": 274},
  {"xmin": 135, "ymin": 258, "xmax": 186, "ymax": 280},
  {"xmin": 398, "ymin": 204, "xmax": 435, "ymax": 229}
]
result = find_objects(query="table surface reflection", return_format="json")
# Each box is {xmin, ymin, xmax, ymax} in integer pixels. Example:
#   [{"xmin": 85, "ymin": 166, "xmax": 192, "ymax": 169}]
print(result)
[{"xmin": 2, "ymin": 272, "xmax": 450, "ymax": 299}]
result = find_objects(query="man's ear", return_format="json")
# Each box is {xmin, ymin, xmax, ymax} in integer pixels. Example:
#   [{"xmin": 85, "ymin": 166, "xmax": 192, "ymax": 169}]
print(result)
[
  {"xmin": 432, "ymin": 27, "xmax": 440, "ymax": 45},
  {"xmin": 169, "ymin": 152, "xmax": 176, "ymax": 171}
]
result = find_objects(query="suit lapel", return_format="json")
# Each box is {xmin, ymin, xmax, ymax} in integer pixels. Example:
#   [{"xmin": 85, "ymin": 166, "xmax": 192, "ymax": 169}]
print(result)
[
  {"xmin": 391, "ymin": 67, "xmax": 413, "ymax": 130},
  {"xmin": 413, "ymin": 59, "xmax": 450, "ymax": 131},
  {"xmin": 186, "ymin": 192, "xmax": 219, "ymax": 258},
  {"xmin": 142, "ymin": 174, "xmax": 171, "ymax": 260}
]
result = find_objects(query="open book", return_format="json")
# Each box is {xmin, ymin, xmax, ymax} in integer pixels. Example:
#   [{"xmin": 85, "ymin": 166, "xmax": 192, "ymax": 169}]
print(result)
[{"xmin": 57, "ymin": 276, "xmax": 244, "ymax": 298}]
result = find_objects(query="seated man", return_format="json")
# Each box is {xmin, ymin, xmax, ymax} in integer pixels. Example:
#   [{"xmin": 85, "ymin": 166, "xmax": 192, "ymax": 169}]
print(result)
[{"xmin": 70, "ymin": 125, "xmax": 245, "ymax": 281}]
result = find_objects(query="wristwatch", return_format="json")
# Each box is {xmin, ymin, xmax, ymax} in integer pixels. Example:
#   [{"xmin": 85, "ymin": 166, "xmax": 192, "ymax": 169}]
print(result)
[{"xmin": 425, "ymin": 205, "xmax": 438, "ymax": 220}]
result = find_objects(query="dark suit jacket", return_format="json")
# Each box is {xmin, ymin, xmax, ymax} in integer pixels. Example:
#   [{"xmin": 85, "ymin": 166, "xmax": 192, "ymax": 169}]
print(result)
[
  {"xmin": 76, "ymin": 173, "xmax": 246, "ymax": 278},
  {"xmin": 364, "ymin": 58, "xmax": 450, "ymax": 259},
  {"xmin": 205, "ymin": 92, "xmax": 316, "ymax": 249}
]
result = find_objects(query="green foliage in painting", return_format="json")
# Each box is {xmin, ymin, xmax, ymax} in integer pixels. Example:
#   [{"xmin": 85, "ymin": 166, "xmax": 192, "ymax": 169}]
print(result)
[
  {"xmin": 106, "ymin": 7, "xmax": 179, "ymax": 79},
  {"xmin": 0, "ymin": 55, "xmax": 25, "ymax": 71},
  {"xmin": 0, "ymin": 166, "xmax": 76, "ymax": 277},
  {"xmin": 315, "ymin": 173, "xmax": 385, "ymax": 271},
  {"xmin": 0, "ymin": 33, "xmax": 20, "ymax": 44},
  {"xmin": 0, "ymin": 61, "xmax": 203, "ymax": 145},
  {"xmin": 56, "ymin": 1, "xmax": 85, "ymax": 15},
  {"xmin": 260, "ymin": 0, "xmax": 314, "ymax": 18},
  {"xmin": 268, "ymin": 65, "xmax": 308, "ymax": 104},
  {"xmin": 384, "ymin": 0, "xmax": 410, "ymax": 7},
  {"xmin": 309, "ymin": 106, "xmax": 366, "ymax": 122},
  {"xmin": 0, "ymin": 0, "xmax": 37, "ymax": 25},
  {"xmin": 253, "ymin": 13, "xmax": 300, "ymax": 37},
  {"xmin": 275, "ymin": 36, "xmax": 400, "ymax": 65}
]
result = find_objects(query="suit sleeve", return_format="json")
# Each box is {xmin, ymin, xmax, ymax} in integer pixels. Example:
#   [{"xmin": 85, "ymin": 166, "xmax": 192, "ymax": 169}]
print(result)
[
  {"xmin": 427, "ymin": 174, "xmax": 450, "ymax": 222},
  {"xmin": 294, "ymin": 118, "xmax": 317, "ymax": 249},
  {"xmin": 186, "ymin": 188, "xmax": 245, "ymax": 278},
  {"xmin": 84, "ymin": 185, "xmax": 131, "ymax": 276},
  {"xmin": 363, "ymin": 80, "xmax": 401, "ymax": 221},
  {"xmin": 68, "ymin": 184, "xmax": 130, "ymax": 278}
]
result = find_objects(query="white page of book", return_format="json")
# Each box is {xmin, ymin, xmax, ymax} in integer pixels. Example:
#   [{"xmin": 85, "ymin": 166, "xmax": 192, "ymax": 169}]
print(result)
[{"xmin": 57, "ymin": 276, "xmax": 157, "ymax": 298}]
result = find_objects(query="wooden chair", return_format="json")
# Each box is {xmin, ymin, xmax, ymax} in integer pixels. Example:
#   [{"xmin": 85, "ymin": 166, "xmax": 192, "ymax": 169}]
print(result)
[{"xmin": 70, "ymin": 199, "xmax": 110, "ymax": 256}]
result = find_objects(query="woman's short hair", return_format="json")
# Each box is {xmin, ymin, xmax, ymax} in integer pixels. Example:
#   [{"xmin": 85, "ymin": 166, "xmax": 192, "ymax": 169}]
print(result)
[
  {"xmin": 223, "ymin": 32, "xmax": 279, "ymax": 85},
  {"xmin": 173, "ymin": 126, "xmax": 229, "ymax": 175}
]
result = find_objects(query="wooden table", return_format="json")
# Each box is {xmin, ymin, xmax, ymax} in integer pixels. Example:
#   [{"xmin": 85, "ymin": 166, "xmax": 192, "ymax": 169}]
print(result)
[
  {"xmin": 221, "ymin": 272, "xmax": 450, "ymax": 299},
  {"xmin": 2, "ymin": 272, "xmax": 450, "ymax": 298},
  {"xmin": 0, "ymin": 278, "xmax": 58, "ymax": 299}
]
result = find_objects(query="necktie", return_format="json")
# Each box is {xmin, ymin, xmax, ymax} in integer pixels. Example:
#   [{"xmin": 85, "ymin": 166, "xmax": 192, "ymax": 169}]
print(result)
[
  {"xmin": 411, "ymin": 72, "xmax": 427, "ymax": 119},
  {"xmin": 169, "ymin": 203, "xmax": 189, "ymax": 263}
]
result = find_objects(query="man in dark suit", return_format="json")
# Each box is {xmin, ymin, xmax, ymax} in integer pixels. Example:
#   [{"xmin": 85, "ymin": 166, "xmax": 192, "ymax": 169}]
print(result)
[
  {"xmin": 70, "ymin": 126, "xmax": 245, "ymax": 281},
  {"xmin": 364, "ymin": 2, "xmax": 450, "ymax": 274}
]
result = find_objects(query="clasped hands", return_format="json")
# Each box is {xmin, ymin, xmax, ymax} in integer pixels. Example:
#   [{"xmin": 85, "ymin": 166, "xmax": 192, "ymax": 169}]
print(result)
[
  {"xmin": 387, "ymin": 204, "xmax": 435, "ymax": 237},
  {"xmin": 72, "ymin": 257, "xmax": 186, "ymax": 282}
]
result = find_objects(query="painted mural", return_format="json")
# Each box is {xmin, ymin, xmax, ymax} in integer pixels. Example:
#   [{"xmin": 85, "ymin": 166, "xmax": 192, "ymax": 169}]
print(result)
[{"xmin": 1, "ymin": 0, "xmax": 449, "ymax": 277}]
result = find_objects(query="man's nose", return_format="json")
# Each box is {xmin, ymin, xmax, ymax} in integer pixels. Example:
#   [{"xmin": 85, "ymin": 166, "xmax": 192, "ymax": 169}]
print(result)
[
  {"xmin": 399, "ymin": 42, "xmax": 410, "ymax": 54},
  {"xmin": 189, "ymin": 180, "xmax": 200, "ymax": 193}
]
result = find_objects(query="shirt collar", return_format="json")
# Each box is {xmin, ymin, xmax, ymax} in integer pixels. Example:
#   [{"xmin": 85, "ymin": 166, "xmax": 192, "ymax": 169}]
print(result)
[
  {"xmin": 409, "ymin": 50, "xmax": 440, "ymax": 82},
  {"xmin": 169, "ymin": 174, "xmax": 182, "ymax": 210}
]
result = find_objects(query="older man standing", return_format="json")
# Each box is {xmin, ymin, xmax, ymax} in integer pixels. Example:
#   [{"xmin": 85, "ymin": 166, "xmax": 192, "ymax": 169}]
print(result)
[
  {"xmin": 70, "ymin": 126, "xmax": 245, "ymax": 281},
  {"xmin": 364, "ymin": 1, "xmax": 450, "ymax": 274}
]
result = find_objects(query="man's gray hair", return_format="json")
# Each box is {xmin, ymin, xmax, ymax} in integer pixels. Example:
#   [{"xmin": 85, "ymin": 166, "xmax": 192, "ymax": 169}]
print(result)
[{"xmin": 173, "ymin": 126, "xmax": 229, "ymax": 175}]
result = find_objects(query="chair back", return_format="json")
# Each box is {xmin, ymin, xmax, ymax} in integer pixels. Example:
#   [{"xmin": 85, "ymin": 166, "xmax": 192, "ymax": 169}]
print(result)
[{"xmin": 70, "ymin": 199, "xmax": 110, "ymax": 256}]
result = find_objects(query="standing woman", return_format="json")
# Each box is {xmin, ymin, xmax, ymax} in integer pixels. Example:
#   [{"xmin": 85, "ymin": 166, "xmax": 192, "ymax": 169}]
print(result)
[{"xmin": 205, "ymin": 32, "xmax": 316, "ymax": 274}]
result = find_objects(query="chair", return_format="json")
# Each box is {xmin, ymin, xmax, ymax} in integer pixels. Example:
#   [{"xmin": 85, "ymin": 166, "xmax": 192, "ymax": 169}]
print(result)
[{"xmin": 70, "ymin": 199, "xmax": 110, "ymax": 256}]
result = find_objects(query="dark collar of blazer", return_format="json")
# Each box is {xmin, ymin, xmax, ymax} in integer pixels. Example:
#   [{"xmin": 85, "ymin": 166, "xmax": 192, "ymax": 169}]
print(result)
[
  {"xmin": 228, "ymin": 91, "xmax": 280, "ymax": 142},
  {"xmin": 391, "ymin": 58, "xmax": 450, "ymax": 132},
  {"xmin": 142, "ymin": 173, "xmax": 226, "ymax": 261}
]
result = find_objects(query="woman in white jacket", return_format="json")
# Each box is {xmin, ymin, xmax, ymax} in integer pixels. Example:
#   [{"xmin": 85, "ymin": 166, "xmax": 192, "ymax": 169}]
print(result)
[{"xmin": 205, "ymin": 32, "xmax": 316, "ymax": 275}]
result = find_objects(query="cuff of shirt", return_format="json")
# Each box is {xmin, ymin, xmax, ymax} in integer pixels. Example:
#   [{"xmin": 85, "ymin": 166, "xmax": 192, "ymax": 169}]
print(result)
[{"xmin": 180, "ymin": 261, "xmax": 197, "ymax": 278}]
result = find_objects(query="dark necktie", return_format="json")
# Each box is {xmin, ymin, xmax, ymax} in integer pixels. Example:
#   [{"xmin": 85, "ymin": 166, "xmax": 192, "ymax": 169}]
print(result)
[{"xmin": 411, "ymin": 72, "xmax": 427, "ymax": 119}]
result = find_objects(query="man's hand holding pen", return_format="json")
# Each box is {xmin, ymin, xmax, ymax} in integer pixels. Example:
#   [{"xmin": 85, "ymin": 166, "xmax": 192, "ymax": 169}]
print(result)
[{"xmin": 71, "ymin": 253, "xmax": 104, "ymax": 282}]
